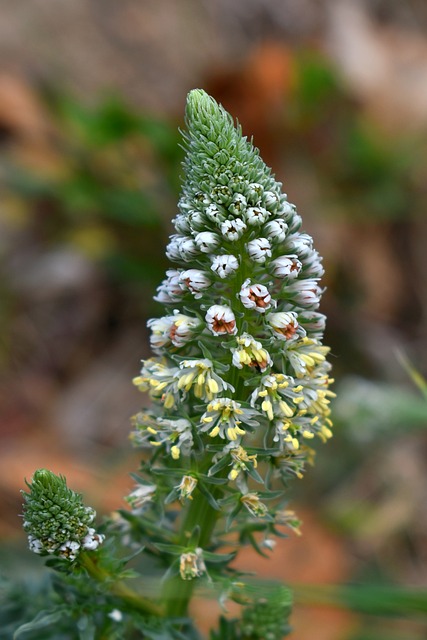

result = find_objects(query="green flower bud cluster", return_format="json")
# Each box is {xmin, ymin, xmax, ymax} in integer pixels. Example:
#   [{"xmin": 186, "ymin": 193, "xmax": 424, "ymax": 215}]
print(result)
[
  {"xmin": 240, "ymin": 585, "xmax": 292, "ymax": 640},
  {"xmin": 21, "ymin": 469, "xmax": 104, "ymax": 561}
]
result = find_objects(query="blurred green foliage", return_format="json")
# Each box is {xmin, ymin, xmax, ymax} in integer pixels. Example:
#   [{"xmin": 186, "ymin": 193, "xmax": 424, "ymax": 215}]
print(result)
[{"xmin": 288, "ymin": 50, "xmax": 426, "ymax": 222}]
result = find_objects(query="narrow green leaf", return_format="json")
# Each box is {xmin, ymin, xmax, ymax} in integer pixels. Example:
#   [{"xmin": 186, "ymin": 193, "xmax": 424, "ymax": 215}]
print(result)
[
  {"xmin": 197, "ymin": 482, "xmax": 221, "ymax": 510},
  {"xmin": 153, "ymin": 543, "xmax": 185, "ymax": 555},
  {"xmin": 208, "ymin": 456, "xmax": 230, "ymax": 476},
  {"xmin": 202, "ymin": 550, "xmax": 236, "ymax": 564},
  {"xmin": 14, "ymin": 609, "xmax": 69, "ymax": 638}
]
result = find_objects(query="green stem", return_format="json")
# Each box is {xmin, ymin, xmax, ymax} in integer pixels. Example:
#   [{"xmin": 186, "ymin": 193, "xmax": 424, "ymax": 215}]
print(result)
[
  {"xmin": 162, "ymin": 478, "xmax": 222, "ymax": 617},
  {"xmin": 80, "ymin": 552, "xmax": 163, "ymax": 617}
]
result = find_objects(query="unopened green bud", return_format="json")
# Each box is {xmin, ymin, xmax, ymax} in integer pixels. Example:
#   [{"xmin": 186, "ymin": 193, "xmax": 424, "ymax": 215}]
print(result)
[{"xmin": 21, "ymin": 469, "xmax": 104, "ymax": 561}]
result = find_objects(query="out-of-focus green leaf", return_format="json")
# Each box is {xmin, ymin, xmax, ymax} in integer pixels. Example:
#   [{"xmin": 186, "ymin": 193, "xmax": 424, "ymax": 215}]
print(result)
[
  {"xmin": 334, "ymin": 376, "xmax": 427, "ymax": 441},
  {"xmin": 14, "ymin": 609, "xmax": 70, "ymax": 638},
  {"xmin": 396, "ymin": 351, "xmax": 427, "ymax": 400},
  {"xmin": 293, "ymin": 583, "xmax": 427, "ymax": 618}
]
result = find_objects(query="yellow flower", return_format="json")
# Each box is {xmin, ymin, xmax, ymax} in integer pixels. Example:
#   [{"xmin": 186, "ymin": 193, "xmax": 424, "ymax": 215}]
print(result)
[
  {"xmin": 175, "ymin": 359, "xmax": 232, "ymax": 401},
  {"xmin": 200, "ymin": 398, "xmax": 258, "ymax": 442},
  {"xmin": 231, "ymin": 333, "xmax": 272, "ymax": 373},
  {"xmin": 241, "ymin": 493, "xmax": 268, "ymax": 517},
  {"xmin": 179, "ymin": 548, "xmax": 206, "ymax": 580},
  {"xmin": 175, "ymin": 475, "xmax": 198, "ymax": 502}
]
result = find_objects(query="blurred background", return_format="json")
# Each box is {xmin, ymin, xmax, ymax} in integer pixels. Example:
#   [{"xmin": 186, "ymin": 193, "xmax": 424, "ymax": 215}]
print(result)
[{"xmin": 0, "ymin": 0, "xmax": 427, "ymax": 638}]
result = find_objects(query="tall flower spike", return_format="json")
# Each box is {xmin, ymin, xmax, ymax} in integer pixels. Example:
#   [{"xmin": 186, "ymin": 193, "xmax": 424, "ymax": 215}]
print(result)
[
  {"xmin": 135, "ymin": 87, "xmax": 334, "ymax": 480},
  {"xmin": 133, "ymin": 90, "xmax": 334, "ymax": 607},
  {"xmin": 21, "ymin": 469, "xmax": 104, "ymax": 561}
]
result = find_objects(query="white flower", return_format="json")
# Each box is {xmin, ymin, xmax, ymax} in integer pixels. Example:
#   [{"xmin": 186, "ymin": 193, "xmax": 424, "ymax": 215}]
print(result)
[
  {"xmin": 165, "ymin": 234, "xmax": 184, "ymax": 261},
  {"xmin": 206, "ymin": 203, "xmax": 226, "ymax": 223},
  {"xmin": 194, "ymin": 231, "xmax": 220, "ymax": 253},
  {"xmin": 44, "ymin": 538, "xmax": 58, "ymax": 554},
  {"xmin": 58, "ymin": 540, "xmax": 81, "ymax": 561},
  {"xmin": 108, "ymin": 610, "xmax": 123, "ymax": 622},
  {"xmin": 286, "ymin": 279, "xmax": 322, "ymax": 308},
  {"xmin": 165, "ymin": 235, "xmax": 200, "ymax": 262},
  {"xmin": 147, "ymin": 312, "xmax": 200, "ymax": 350},
  {"xmin": 188, "ymin": 210, "xmax": 205, "ymax": 230},
  {"xmin": 246, "ymin": 182, "xmax": 264, "ymax": 203},
  {"xmin": 28, "ymin": 535, "xmax": 43, "ymax": 554},
  {"xmin": 271, "ymin": 255, "xmax": 302, "ymax": 279},
  {"xmin": 298, "ymin": 311, "xmax": 326, "ymax": 338},
  {"xmin": 180, "ymin": 269, "xmax": 211, "ymax": 298},
  {"xmin": 126, "ymin": 484, "xmax": 156, "ymax": 510},
  {"xmin": 303, "ymin": 249, "xmax": 325, "ymax": 278},
  {"xmin": 221, "ymin": 218, "xmax": 247, "ymax": 240},
  {"xmin": 288, "ymin": 214, "xmax": 303, "ymax": 234},
  {"xmin": 263, "ymin": 190, "xmax": 280, "ymax": 210},
  {"xmin": 154, "ymin": 269, "xmax": 183, "ymax": 303},
  {"xmin": 194, "ymin": 190, "xmax": 210, "ymax": 206},
  {"xmin": 178, "ymin": 196, "xmax": 192, "ymax": 212},
  {"xmin": 229, "ymin": 193, "xmax": 247, "ymax": 216},
  {"xmin": 246, "ymin": 238, "xmax": 272, "ymax": 263},
  {"xmin": 244, "ymin": 206, "xmax": 269, "ymax": 226},
  {"xmin": 147, "ymin": 315, "xmax": 175, "ymax": 350},
  {"xmin": 211, "ymin": 254, "xmax": 239, "ymax": 278},
  {"xmin": 169, "ymin": 313, "xmax": 200, "ymax": 347},
  {"xmin": 82, "ymin": 528, "xmax": 105, "ymax": 551},
  {"xmin": 267, "ymin": 311, "xmax": 300, "ymax": 340},
  {"xmin": 239, "ymin": 279, "xmax": 274, "ymax": 313},
  {"xmin": 178, "ymin": 237, "xmax": 199, "ymax": 261},
  {"xmin": 231, "ymin": 333, "xmax": 272, "ymax": 372},
  {"xmin": 263, "ymin": 219, "xmax": 288, "ymax": 243},
  {"xmin": 262, "ymin": 538, "xmax": 276, "ymax": 550},
  {"xmin": 173, "ymin": 213, "xmax": 191, "ymax": 234},
  {"xmin": 286, "ymin": 232, "xmax": 313, "ymax": 257},
  {"xmin": 205, "ymin": 305, "xmax": 237, "ymax": 336},
  {"xmin": 278, "ymin": 200, "xmax": 297, "ymax": 219}
]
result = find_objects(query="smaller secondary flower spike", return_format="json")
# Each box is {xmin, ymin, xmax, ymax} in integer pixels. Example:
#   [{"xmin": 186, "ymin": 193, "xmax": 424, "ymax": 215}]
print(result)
[{"xmin": 22, "ymin": 469, "xmax": 104, "ymax": 561}]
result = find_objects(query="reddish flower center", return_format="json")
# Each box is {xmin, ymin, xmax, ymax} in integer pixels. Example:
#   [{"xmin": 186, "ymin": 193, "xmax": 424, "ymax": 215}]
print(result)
[
  {"xmin": 212, "ymin": 317, "xmax": 236, "ymax": 334},
  {"xmin": 276, "ymin": 323, "xmax": 297, "ymax": 340},
  {"xmin": 248, "ymin": 290, "xmax": 269, "ymax": 308}
]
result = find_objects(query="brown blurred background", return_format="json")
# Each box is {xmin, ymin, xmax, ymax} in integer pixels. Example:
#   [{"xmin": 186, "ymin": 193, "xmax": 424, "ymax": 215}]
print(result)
[{"xmin": 0, "ymin": 1, "xmax": 427, "ymax": 638}]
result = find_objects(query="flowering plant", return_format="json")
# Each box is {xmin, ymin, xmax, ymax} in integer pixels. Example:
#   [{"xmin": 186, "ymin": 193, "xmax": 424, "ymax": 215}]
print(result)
[{"xmin": 17, "ymin": 89, "xmax": 334, "ymax": 639}]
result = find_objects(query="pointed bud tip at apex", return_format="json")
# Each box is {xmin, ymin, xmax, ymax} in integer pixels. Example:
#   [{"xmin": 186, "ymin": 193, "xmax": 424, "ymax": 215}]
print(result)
[{"xmin": 185, "ymin": 88, "xmax": 227, "ymax": 125}]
